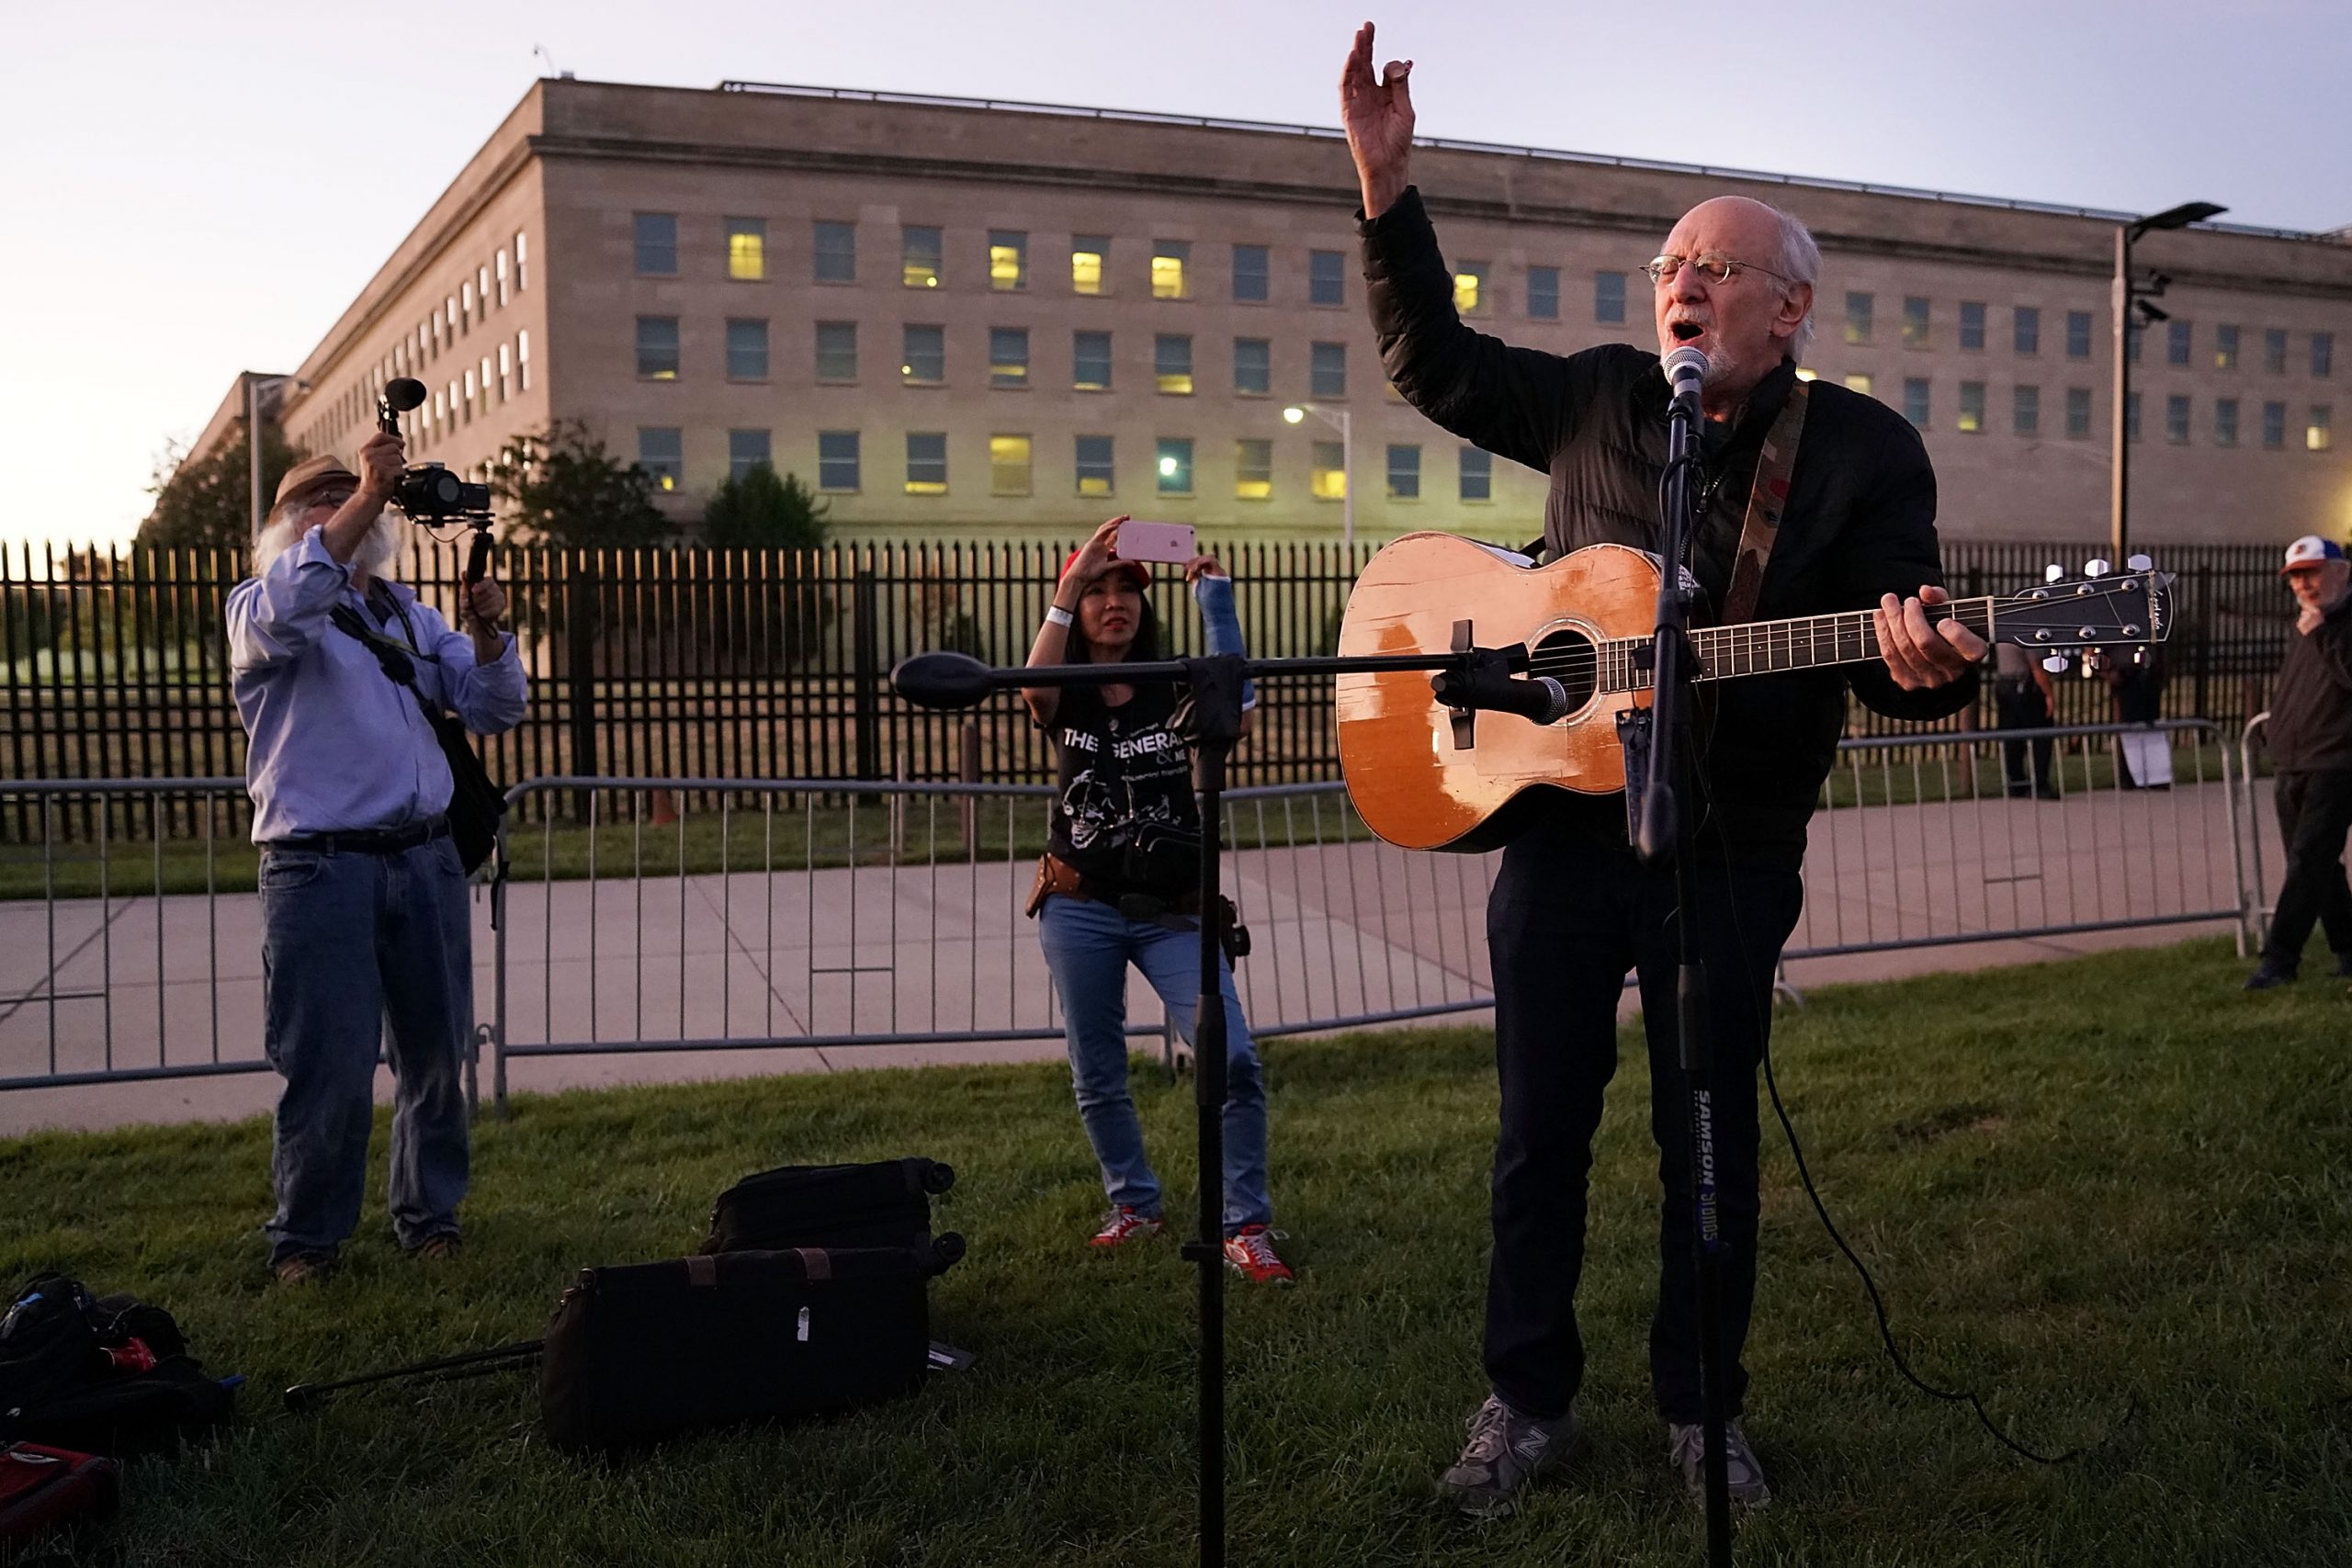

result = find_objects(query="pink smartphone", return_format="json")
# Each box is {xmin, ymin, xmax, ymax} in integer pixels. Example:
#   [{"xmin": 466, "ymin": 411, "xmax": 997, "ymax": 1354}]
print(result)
[{"xmin": 1118, "ymin": 520, "xmax": 1196, "ymax": 564}]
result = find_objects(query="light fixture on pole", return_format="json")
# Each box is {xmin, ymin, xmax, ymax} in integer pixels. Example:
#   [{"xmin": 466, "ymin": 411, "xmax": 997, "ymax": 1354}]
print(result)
[
  {"xmin": 1283, "ymin": 402, "xmax": 1352, "ymax": 555},
  {"xmin": 2111, "ymin": 200, "xmax": 2224, "ymax": 564}
]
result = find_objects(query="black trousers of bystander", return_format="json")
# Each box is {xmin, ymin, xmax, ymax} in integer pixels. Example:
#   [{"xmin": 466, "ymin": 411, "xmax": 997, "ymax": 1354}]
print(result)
[{"xmin": 2262, "ymin": 769, "xmax": 2352, "ymax": 973}]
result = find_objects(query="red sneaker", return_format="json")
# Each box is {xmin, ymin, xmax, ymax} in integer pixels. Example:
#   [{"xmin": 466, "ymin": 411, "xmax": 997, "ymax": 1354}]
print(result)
[
  {"xmin": 1090, "ymin": 1207, "xmax": 1165, "ymax": 1248},
  {"xmin": 1222, "ymin": 1224, "xmax": 1294, "ymax": 1285}
]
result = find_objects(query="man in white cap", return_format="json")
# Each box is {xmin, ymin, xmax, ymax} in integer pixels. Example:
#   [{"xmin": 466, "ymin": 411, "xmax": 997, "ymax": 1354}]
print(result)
[{"xmin": 2245, "ymin": 535, "xmax": 2352, "ymax": 989}]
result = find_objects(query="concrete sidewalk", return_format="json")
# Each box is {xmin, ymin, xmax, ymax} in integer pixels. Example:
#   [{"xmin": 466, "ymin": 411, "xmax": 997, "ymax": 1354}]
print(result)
[{"xmin": 1, "ymin": 773, "xmax": 2290, "ymax": 1138}]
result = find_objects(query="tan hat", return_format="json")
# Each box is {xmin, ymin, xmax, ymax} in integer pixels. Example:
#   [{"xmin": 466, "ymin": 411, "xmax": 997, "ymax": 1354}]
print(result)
[{"xmin": 272, "ymin": 453, "xmax": 360, "ymax": 511}]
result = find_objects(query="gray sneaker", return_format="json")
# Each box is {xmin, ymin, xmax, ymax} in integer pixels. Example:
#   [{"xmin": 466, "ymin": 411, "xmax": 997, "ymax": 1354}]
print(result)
[
  {"xmin": 1439, "ymin": 1394, "xmax": 1580, "ymax": 1519},
  {"xmin": 1667, "ymin": 1418, "xmax": 1772, "ymax": 1509}
]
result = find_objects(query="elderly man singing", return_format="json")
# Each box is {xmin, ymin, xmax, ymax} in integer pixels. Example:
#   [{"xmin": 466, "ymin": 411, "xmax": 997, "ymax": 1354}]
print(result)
[
  {"xmin": 1340, "ymin": 22, "xmax": 1984, "ymax": 1514},
  {"xmin": 228, "ymin": 429, "xmax": 526, "ymax": 1284}
]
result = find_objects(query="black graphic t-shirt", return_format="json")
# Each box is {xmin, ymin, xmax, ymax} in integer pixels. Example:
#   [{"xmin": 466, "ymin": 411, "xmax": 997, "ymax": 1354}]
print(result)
[{"xmin": 1046, "ymin": 682, "xmax": 1201, "ymax": 897}]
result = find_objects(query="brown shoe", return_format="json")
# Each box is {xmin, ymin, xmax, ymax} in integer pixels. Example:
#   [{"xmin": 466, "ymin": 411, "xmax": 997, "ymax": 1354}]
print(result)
[
  {"xmin": 409, "ymin": 1234, "xmax": 463, "ymax": 1262},
  {"xmin": 273, "ymin": 1252, "xmax": 336, "ymax": 1285}
]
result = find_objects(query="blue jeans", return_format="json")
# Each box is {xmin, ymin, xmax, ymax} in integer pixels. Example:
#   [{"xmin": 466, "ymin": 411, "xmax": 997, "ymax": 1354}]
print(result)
[
  {"xmin": 1035, "ymin": 894, "xmax": 1270, "ymax": 1235},
  {"xmin": 259, "ymin": 836, "xmax": 473, "ymax": 1266}
]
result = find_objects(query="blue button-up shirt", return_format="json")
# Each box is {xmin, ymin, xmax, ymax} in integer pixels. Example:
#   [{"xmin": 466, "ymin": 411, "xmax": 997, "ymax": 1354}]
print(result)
[{"xmin": 227, "ymin": 526, "xmax": 528, "ymax": 843}]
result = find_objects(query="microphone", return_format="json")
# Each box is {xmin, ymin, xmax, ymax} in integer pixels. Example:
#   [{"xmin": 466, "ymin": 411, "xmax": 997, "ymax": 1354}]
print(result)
[{"xmin": 1661, "ymin": 345, "xmax": 1708, "ymax": 412}]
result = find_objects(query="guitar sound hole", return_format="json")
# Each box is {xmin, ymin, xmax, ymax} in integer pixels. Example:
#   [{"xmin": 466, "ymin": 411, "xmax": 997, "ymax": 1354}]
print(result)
[{"xmin": 1527, "ymin": 628, "xmax": 1599, "ymax": 715}]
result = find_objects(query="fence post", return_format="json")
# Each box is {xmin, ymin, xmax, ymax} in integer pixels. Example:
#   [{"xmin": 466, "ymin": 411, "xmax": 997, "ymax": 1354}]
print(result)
[
  {"xmin": 853, "ymin": 566, "xmax": 881, "ymax": 781},
  {"xmin": 959, "ymin": 717, "xmax": 980, "ymax": 855},
  {"xmin": 565, "ymin": 554, "xmax": 598, "ymax": 821}
]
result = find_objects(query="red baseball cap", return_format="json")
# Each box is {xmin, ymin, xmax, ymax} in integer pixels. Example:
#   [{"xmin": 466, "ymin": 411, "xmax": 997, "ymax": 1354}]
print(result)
[{"xmin": 1057, "ymin": 548, "xmax": 1150, "ymax": 590}]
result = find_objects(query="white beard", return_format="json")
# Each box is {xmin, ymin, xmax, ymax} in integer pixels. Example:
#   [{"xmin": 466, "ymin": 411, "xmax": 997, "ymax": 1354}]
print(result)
[{"xmin": 251, "ymin": 508, "xmax": 401, "ymax": 578}]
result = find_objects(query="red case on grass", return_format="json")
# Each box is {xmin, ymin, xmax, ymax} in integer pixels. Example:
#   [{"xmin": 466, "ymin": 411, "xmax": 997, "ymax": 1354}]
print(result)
[{"xmin": 0, "ymin": 1442, "xmax": 120, "ymax": 1544}]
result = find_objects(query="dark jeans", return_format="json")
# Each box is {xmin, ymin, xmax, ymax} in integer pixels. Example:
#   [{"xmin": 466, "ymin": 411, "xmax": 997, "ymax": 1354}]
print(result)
[
  {"xmin": 1994, "ymin": 678, "xmax": 2056, "ymax": 796},
  {"xmin": 259, "ymin": 836, "xmax": 473, "ymax": 1266},
  {"xmin": 2262, "ymin": 769, "xmax": 2352, "ymax": 973},
  {"xmin": 1483, "ymin": 811, "xmax": 1804, "ymax": 1426}
]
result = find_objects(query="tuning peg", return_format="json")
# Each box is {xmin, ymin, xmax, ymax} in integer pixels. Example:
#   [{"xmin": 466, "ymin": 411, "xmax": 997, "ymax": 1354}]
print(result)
[
  {"xmin": 2085, "ymin": 558, "xmax": 2111, "ymax": 578},
  {"xmin": 2045, "ymin": 563, "xmax": 2065, "ymax": 583},
  {"xmin": 2127, "ymin": 553, "xmax": 2153, "ymax": 572},
  {"xmin": 2042, "ymin": 655, "xmax": 2070, "ymax": 674}
]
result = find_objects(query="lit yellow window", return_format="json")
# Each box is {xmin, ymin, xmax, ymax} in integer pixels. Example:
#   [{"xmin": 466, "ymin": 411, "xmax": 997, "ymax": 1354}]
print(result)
[
  {"xmin": 1071, "ymin": 237, "xmax": 1106, "ymax": 296},
  {"xmin": 1310, "ymin": 440, "xmax": 1347, "ymax": 501},
  {"xmin": 989, "ymin": 231, "xmax": 1026, "ymax": 291},
  {"xmin": 1844, "ymin": 373, "xmax": 1875, "ymax": 397},
  {"xmin": 1151, "ymin": 241, "xmax": 1190, "ymax": 300},
  {"xmin": 989, "ymin": 434, "xmax": 1033, "ymax": 495},
  {"xmin": 1794, "ymin": 367, "xmax": 1818, "ymax": 382},
  {"xmin": 727, "ymin": 223, "xmax": 766, "ymax": 281},
  {"xmin": 1453, "ymin": 263, "xmax": 1487, "ymax": 315},
  {"xmin": 2310, "ymin": 412, "xmax": 2334, "ymax": 452},
  {"xmin": 1234, "ymin": 439, "xmax": 1272, "ymax": 501}
]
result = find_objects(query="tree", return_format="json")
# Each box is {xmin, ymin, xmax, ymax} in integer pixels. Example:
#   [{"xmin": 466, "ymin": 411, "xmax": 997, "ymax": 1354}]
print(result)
[
  {"xmin": 700, "ymin": 463, "xmax": 828, "ymax": 549},
  {"xmin": 487, "ymin": 422, "xmax": 672, "ymax": 548},
  {"xmin": 137, "ymin": 421, "xmax": 302, "ymax": 550}
]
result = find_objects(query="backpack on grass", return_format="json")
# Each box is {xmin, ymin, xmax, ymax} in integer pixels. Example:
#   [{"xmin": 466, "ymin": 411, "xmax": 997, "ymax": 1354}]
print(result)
[{"xmin": 0, "ymin": 1274, "xmax": 235, "ymax": 1460}]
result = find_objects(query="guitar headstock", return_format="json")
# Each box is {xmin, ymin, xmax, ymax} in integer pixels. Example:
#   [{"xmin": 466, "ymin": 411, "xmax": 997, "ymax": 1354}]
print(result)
[{"xmin": 1996, "ymin": 555, "xmax": 2173, "ymax": 672}]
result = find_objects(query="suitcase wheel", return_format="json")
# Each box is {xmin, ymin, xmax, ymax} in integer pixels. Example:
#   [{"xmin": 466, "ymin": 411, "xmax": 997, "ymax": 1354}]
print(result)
[{"xmin": 921, "ymin": 1161, "xmax": 956, "ymax": 1196}]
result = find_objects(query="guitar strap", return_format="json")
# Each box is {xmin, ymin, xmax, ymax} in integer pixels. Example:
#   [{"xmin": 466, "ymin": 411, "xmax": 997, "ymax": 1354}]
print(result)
[{"xmin": 1718, "ymin": 378, "xmax": 1809, "ymax": 627}]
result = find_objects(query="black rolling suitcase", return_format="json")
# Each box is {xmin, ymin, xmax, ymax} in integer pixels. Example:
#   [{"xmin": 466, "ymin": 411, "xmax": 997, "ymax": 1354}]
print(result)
[
  {"xmin": 539, "ymin": 1238, "xmax": 965, "ymax": 1452},
  {"xmin": 701, "ymin": 1156, "xmax": 956, "ymax": 1255}
]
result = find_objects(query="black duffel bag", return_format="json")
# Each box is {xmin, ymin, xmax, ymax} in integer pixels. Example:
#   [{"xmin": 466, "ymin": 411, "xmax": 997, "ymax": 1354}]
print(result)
[
  {"xmin": 701, "ymin": 1156, "xmax": 955, "ymax": 1256},
  {"xmin": 538, "ymin": 1239, "xmax": 963, "ymax": 1453},
  {"xmin": 0, "ymin": 1275, "xmax": 234, "ymax": 1460}
]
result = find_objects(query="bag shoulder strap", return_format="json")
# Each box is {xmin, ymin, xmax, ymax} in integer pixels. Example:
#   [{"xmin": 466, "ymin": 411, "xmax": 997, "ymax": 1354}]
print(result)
[{"xmin": 1719, "ymin": 378, "xmax": 1810, "ymax": 627}]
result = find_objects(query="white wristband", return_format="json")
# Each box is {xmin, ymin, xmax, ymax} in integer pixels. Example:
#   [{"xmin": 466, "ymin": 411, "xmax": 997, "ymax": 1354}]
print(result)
[{"xmin": 1045, "ymin": 605, "xmax": 1074, "ymax": 628}]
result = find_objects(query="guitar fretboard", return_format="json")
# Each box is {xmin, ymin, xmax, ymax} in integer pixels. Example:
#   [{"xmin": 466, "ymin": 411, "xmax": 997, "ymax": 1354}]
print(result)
[{"xmin": 1594, "ymin": 597, "xmax": 1998, "ymax": 692}]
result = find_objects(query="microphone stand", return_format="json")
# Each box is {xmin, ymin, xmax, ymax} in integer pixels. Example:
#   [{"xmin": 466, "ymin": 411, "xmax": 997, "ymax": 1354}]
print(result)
[
  {"xmin": 1638, "ymin": 376, "xmax": 1738, "ymax": 1568},
  {"xmin": 895, "ymin": 644, "xmax": 1470, "ymax": 1568}
]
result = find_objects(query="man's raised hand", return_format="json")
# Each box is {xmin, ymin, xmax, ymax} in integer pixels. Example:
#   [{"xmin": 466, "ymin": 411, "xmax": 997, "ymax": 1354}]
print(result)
[{"xmin": 1340, "ymin": 21, "xmax": 1414, "ymax": 220}]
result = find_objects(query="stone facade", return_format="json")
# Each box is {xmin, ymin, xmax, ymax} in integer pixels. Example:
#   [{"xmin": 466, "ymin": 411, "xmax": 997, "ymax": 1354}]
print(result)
[{"xmin": 238, "ymin": 78, "xmax": 2351, "ymax": 547}]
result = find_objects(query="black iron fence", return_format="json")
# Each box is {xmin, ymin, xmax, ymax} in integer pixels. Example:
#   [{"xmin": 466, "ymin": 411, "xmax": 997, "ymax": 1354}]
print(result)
[{"xmin": 2, "ymin": 534, "xmax": 2297, "ymax": 841}]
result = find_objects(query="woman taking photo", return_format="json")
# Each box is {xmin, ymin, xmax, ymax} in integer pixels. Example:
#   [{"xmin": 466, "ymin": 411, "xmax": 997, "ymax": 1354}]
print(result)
[{"xmin": 1020, "ymin": 516, "xmax": 1291, "ymax": 1285}]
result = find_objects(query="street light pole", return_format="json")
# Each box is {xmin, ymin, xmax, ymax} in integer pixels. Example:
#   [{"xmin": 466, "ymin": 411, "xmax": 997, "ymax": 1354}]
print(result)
[{"xmin": 2109, "ymin": 200, "xmax": 2225, "ymax": 565}]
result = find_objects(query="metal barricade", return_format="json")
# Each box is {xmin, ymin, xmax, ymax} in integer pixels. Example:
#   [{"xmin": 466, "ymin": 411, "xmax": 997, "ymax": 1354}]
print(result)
[{"xmin": 2237, "ymin": 712, "xmax": 2273, "ymax": 953}]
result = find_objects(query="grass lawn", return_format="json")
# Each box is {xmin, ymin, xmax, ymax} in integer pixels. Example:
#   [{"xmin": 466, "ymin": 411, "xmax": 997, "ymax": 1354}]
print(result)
[{"xmin": 2, "ymin": 936, "xmax": 2347, "ymax": 1566}]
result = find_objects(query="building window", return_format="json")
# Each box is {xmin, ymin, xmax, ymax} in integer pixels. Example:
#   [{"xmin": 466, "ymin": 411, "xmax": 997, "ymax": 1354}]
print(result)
[
  {"xmin": 2317, "ymin": 333, "xmax": 2336, "ymax": 378},
  {"xmin": 1155, "ymin": 334, "xmax": 1193, "ymax": 395},
  {"xmin": 2311, "ymin": 406, "xmax": 2335, "ymax": 452},
  {"xmin": 634, "ymin": 213, "xmax": 676, "ymax": 276},
  {"xmin": 2066, "ymin": 387, "xmax": 2092, "ymax": 439},
  {"xmin": 1903, "ymin": 297, "xmax": 1930, "ymax": 349},
  {"xmin": 902, "ymin": 226, "xmax": 944, "ymax": 289},
  {"xmin": 1454, "ymin": 261, "xmax": 1488, "ymax": 316},
  {"xmin": 2165, "ymin": 394, "xmax": 2190, "ymax": 444},
  {"xmin": 1308, "ymin": 249, "xmax": 1345, "ymax": 307},
  {"xmin": 1235, "ymin": 438, "xmax": 1273, "ymax": 500},
  {"xmin": 462, "ymin": 367, "xmax": 476, "ymax": 418},
  {"xmin": 818, "ymin": 431, "xmax": 860, "ymax": 492},
  {"xmin": 1152, "ymin": 240, "xmax": 1190, "ymax": 300},
  {"xmin": 2126, "ymin": 321, "xmax": 2143, "ymax": 363},
  {"xmin": 1310, "ymin": 341, "xmax": 1347, "ymax": 399},
  {"xmin": 2263, "ymin": 400, "xmax": 2287, "ymax": 448},
  {"xmin": 1071, "ymin": 235, "xmax": 1107, "ymax": 296},
  {"xmin": 514, "ymin": 231, "xmax": 527, "ymax": 290},
  {"xmin": 726, "ymin": 217, "xmax": 766, "ymax": 281},
  {"xmin": 1233, "ymin": 338, "xmax": 1271, "ymax": 396},
  {"xmin": 2216, "ymin": 398, "xmax": 2239, "ymax": 446},
  {"xmin": 1386, "ymin": 444, "xmax": 1421, "ymax": 499},
  {"xmin": 1310, "ymin": 440, "xmax": 1347, "ymax": 501},
  {"xmin": 495, "ymin": 249, "xmax": 509, "ymax": 307},
  {"xmin": 517, "ymin": 329, "xmax": 529, "ymax": 390},
  {"xmin": 988, "ymin": 231, "xmax": 1027, "ymax": 292},
  {"xmin": 460, "ymin": 280, "xmax": 475, "ymax": 332},
  {"xmin": 815, "ymin": 220, "xmax": 856, "ymax": 283},
  {"xmin": 1459, "ymin": 446, "xmax": 1491, "ymax": 502},
  {"xmin": 1845, "ymin": 292, "xmax": 1873, "ymax": 345},
  {"xmin": 1526, "ymin": 266, "xmax": 1559, "ymax": 321},
  {"xmin": 497, "ymin": 342, "xmax": 511, "ymax": 401},
  {"xmin": 1958, "ymin": 381, "xmax": 1985, "ymax": 433},
  {"xmin": 729, "ymin": 429, "xmax": 771, "ymax": 481},
  {"xmin": 725, "ymin": 319, "xmax": 770, "ymax": 381},
  {"xmin": 815, "ymin": 321, "xmax": 857, "ymax": 382},
  {"xmin": 1592, "ymin": 270, "xmax": 1626, "ymax": 325},
  {"xmin": 1156, "ymin": 437, "xmax": 1193, "ymax": 496},
  {"xmin": 2166, "ymin": 321, "xmax": 2191, "ymax": 367},
  {"xmin": 905, "ymin": 432, "xmax": 947, "ymax": 494},
  {"xmin": 2066, "ymin": 310, "xmax": 2092, "ymax": 360},
  {"xmin": 901, "ymin": 324, "xmax": 945, "ymax": 385},
  {"xmin": 2215, "ymin": 323, "xmax": 2239, "ymax": 370},
  {"xmin": 638, "ymin": 427, "xmax": 682, "ymax": 491},
  {"xmin": 989, "ymin": 327, "xmax": 1030, "ymax": 389},
  {"xmin": 2013, "ymin": 384, "xmax": 2039, "ymax": 436},
  {"xmin": 1844, "ymin": 373, "xmax": 1875, "ymax": 398},
  {"xmin": 1960, "ymin": 302, "xmax": 1985, "ymax": 352},
  {"xmin": 636, "ymin": 316, "xmax": 680, "ymax": 379},
  {"xmin": 1075, "ymin": 434, "xmax": 1114, "ymax": 497},
  {"xmin": 1903, "ymin": 378, "xmax": 1929, "ymax": 427},
  {"xmin": 989, "ymin": 434, "xmax": 1032, "ymax": 496},
  {"xmin": 2265, "ymin": 328, "xmax": 2289, "ymax": 374},
  {"xmin": 2125, "ymin": 391, "xmax": 2142, "ymax": 442},
  {"xmin": 1236, "ymin": 244, "xmax": 1272, "ymax": 304},
  {"xmin": 1074, "ymin": 331, "xmax": 1113, "ymax": 390}
]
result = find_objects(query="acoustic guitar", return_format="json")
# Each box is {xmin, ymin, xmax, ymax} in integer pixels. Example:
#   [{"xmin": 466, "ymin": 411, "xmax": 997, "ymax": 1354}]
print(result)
[{"xmin": 1334, "ymin": 533, "xmax": 2173, "ymax": 852}]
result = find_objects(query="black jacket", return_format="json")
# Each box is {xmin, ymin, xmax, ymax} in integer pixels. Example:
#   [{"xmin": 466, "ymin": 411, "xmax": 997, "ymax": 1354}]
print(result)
[
  {"xmin": 2265, "ymin": 597, "xmax": 2352, "ymax": 774},
  {"xmin": 1361, "ymin": 186, "xmax": 1976, "ymax": 852}
]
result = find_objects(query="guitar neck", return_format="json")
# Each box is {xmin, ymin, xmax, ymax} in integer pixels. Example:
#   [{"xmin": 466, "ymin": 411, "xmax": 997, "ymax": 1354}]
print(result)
[{"xmin": 1598, "ymin": 596, "xmax": 1997, "ymax": 691}]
